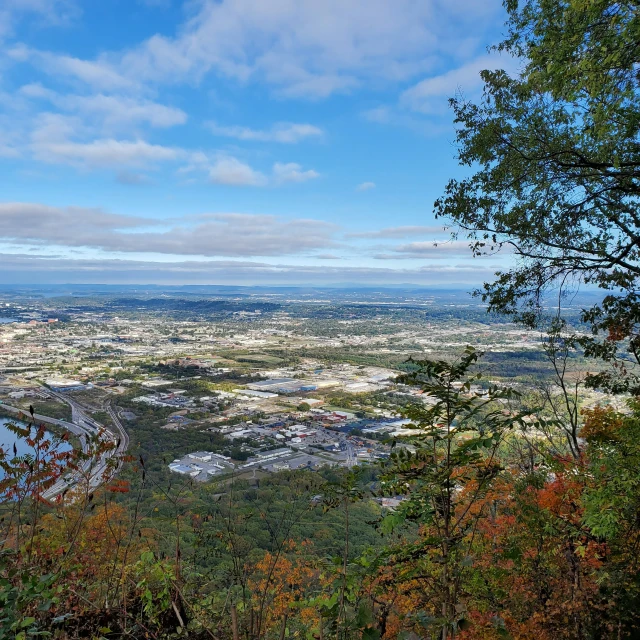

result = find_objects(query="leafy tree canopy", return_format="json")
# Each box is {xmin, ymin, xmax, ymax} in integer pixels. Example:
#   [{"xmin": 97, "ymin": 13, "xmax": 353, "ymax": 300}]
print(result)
[{"xmin": 436, "ymin": 0, "xmax": 640, "ymax": 390}]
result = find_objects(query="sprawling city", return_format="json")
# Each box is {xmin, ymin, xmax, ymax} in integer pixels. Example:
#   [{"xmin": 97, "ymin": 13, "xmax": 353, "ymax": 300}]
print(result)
[{"xmin": 0, "ymin": 285, "xmax": 557, "ymax": 491}]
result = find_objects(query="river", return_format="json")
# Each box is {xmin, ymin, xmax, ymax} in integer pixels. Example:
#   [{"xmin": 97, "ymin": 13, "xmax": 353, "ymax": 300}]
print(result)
[{"xmin": 0, "ymin": 416, "xmax": 73, "ymax": 461}]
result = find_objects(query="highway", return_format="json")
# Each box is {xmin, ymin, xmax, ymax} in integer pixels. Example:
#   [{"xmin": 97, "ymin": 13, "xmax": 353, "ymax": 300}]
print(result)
[
  {"xmin": 105, "ymin": 401, "xmax": 130, "ymax": 467},
  {"xmin": 1, "ymin": 388, "xmax": 130, "ymax": 500},
  {"xmin": 0, "ymin": 403, "xmax": 89, "ymax": 447}
]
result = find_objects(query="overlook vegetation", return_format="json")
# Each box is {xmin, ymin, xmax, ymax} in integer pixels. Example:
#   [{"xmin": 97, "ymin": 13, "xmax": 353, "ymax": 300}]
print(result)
[{"xmin": 3, "ymin": 347, "xmax": 640, "ymax": 639}]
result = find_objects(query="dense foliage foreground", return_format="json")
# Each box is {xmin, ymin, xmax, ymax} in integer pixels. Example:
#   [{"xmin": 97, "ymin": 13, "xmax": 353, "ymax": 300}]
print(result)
[{"xmin": 2, "ymin": 347, "xmax": 640, "ymax": 639}]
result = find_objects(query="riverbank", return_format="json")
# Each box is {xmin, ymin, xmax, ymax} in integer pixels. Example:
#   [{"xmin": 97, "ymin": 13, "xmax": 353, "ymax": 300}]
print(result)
[{"xmin": 0, "ymin": 405, "xmax": 81, "ymax": 450}]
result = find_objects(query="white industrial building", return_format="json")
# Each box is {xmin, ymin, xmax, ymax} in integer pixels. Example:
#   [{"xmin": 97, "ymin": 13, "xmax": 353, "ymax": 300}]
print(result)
[{"xmin": 188, "ymin": 451, "xmax": 212, "ymax": 462}]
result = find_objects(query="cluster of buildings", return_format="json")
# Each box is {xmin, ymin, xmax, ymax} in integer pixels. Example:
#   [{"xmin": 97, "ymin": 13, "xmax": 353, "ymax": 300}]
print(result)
[
  {"xmin": 245, "ymin": 364, "xmax": 398, "ymax": 396},
  {"xmin": 169, "ymin": 412, "xmax": 395, "ymax": 479},
  {"xmin": 169, "ymin": 451, "xmax": 234, "ymax": 479},
  {"xmin": 0, "ymin": 379, "xmax": 52, "ymax": 401},
  {"xmin": 169, "ymin": 445, "xmax": 334, "ymax": 480},
  {"xmin": 247, "ymin": 378, "xmax": 318, "ymax": 393},
  {"xmin": 132, "ymin": 388, "xmax": 193, "ymax": 409},
  {"xmin": 45, "ymin": 378, "xmax": 90, "ymax": 392}
]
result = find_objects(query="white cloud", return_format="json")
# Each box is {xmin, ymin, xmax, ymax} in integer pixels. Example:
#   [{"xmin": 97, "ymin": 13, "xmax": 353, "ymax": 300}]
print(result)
[
  {"xmin": 18, "ymin": 111, "xmax": 319, "ymax": 179},
  {"xmin": 0, "ymin": 145, "xmax": 20, "ymax": 158},
  {"xmin": 8, "ymin": 85, "xmax": 187, "ymax": 172},
  {"xmin": 347, "ymin": 225, "xmax": 448, "ymax": 239},
  {"xmin": 26, "ymin": 111, "xmax": 184, "ymax": 168},
  {"xmin": 374, "ymin": 240, "xmax": 472, "ymax": 259},
  {"xmin": 34, "ymin": 135, "xmax": 181, "ymax": 168},
  {"xmin": 113, "ymin": 0, "xmax": 501, "ymax": 98},
  {"xmin": 207, "ymin": 158, "xmax": 319, "ymax": 186},
  {"xmin": 209, "ymin": 157, "xmax": 268, "ymax": 187},
  {"xmin": 4, "ymin": 1, "xmax": 504, "ymax": 103},
  {"xmin": 9, "ymin": 46, "xmax": 134, "ymax": 91},
  {"xmin": 272, "ymin": 162, "xmax": 319, "ymax": 184},
  {"xmin": 52, "ymin": 55, "xmax": 133, "ymax": 90},
  {"xmin": 0, "ymin": 203, "xmax": 145, "ymax": 243},
  {"xmin": 18, "ymin": 83, "xmax": 54, "ymax": 99},
  {"xmin": 58, "ymin": 94, "xmax": 186, "ymax": 128},
  {"xmin": 401, "ymin": 53, "xmax": 519, "ymax": 114},
  {"xmin": 361, "ymin": 104, "xmax": 448, "ymax": 136},
  {"xmin": 356, "ymin": 181, "xmax": 375, "ymax": 191},
  {"xmin": 0, "ymin": 0, "xmax": 79, "ymax": 40},
  {"xmin": 274, "ymin": 73, "xmax": 359, "ymax": 99},
  {"xmin": 0, "ymin": 203, "xmax": 337, "ymax": 257},
  {"xmin": 22, "ymin": 85, "xmax": 187, "ymax": 129},
  {"xmin": 2, "ymin": 89, "xmax": 319, "ymax": 181},
  {"xmin": 359, "ymin": 52, "xmax": 519, "ymax": 134},
  {"xmin": 207, "ymin": 121, "xmax": 323, "ymax": 143}
]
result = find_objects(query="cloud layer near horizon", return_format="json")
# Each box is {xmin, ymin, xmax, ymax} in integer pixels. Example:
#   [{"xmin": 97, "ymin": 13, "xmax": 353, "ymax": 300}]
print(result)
[
  {"xmin": 0, "ymin": 203, "xmax": 337, "ymax": 257},
  {"xmin": 0, "ymin": 202, "xmax": 502, "ymax": 282},
  {"xmin": 0, "ymin": 253, "xmax": 494, "ymax": 286}
]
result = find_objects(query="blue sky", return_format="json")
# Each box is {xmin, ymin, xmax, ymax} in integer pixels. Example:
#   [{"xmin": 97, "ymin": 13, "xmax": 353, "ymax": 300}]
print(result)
[{"xmin": 0, "ymin": 0, "xmax": 515, "ymax": 286}]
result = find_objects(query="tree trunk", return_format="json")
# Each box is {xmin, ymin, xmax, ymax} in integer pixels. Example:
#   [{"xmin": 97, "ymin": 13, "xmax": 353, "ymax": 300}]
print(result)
[
  {"xmin": 279, "ymin": 614, "xmax": 288, "ymax": 640},
  {"xmin": 231, "ymin": 604, "xmax": 240, "ymax": 640}
]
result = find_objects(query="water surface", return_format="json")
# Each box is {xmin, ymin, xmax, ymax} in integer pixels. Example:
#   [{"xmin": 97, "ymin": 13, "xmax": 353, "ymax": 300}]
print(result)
[{"xmin": 0, "ymin": 416, "xmax": 72, "ymax": 462}]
